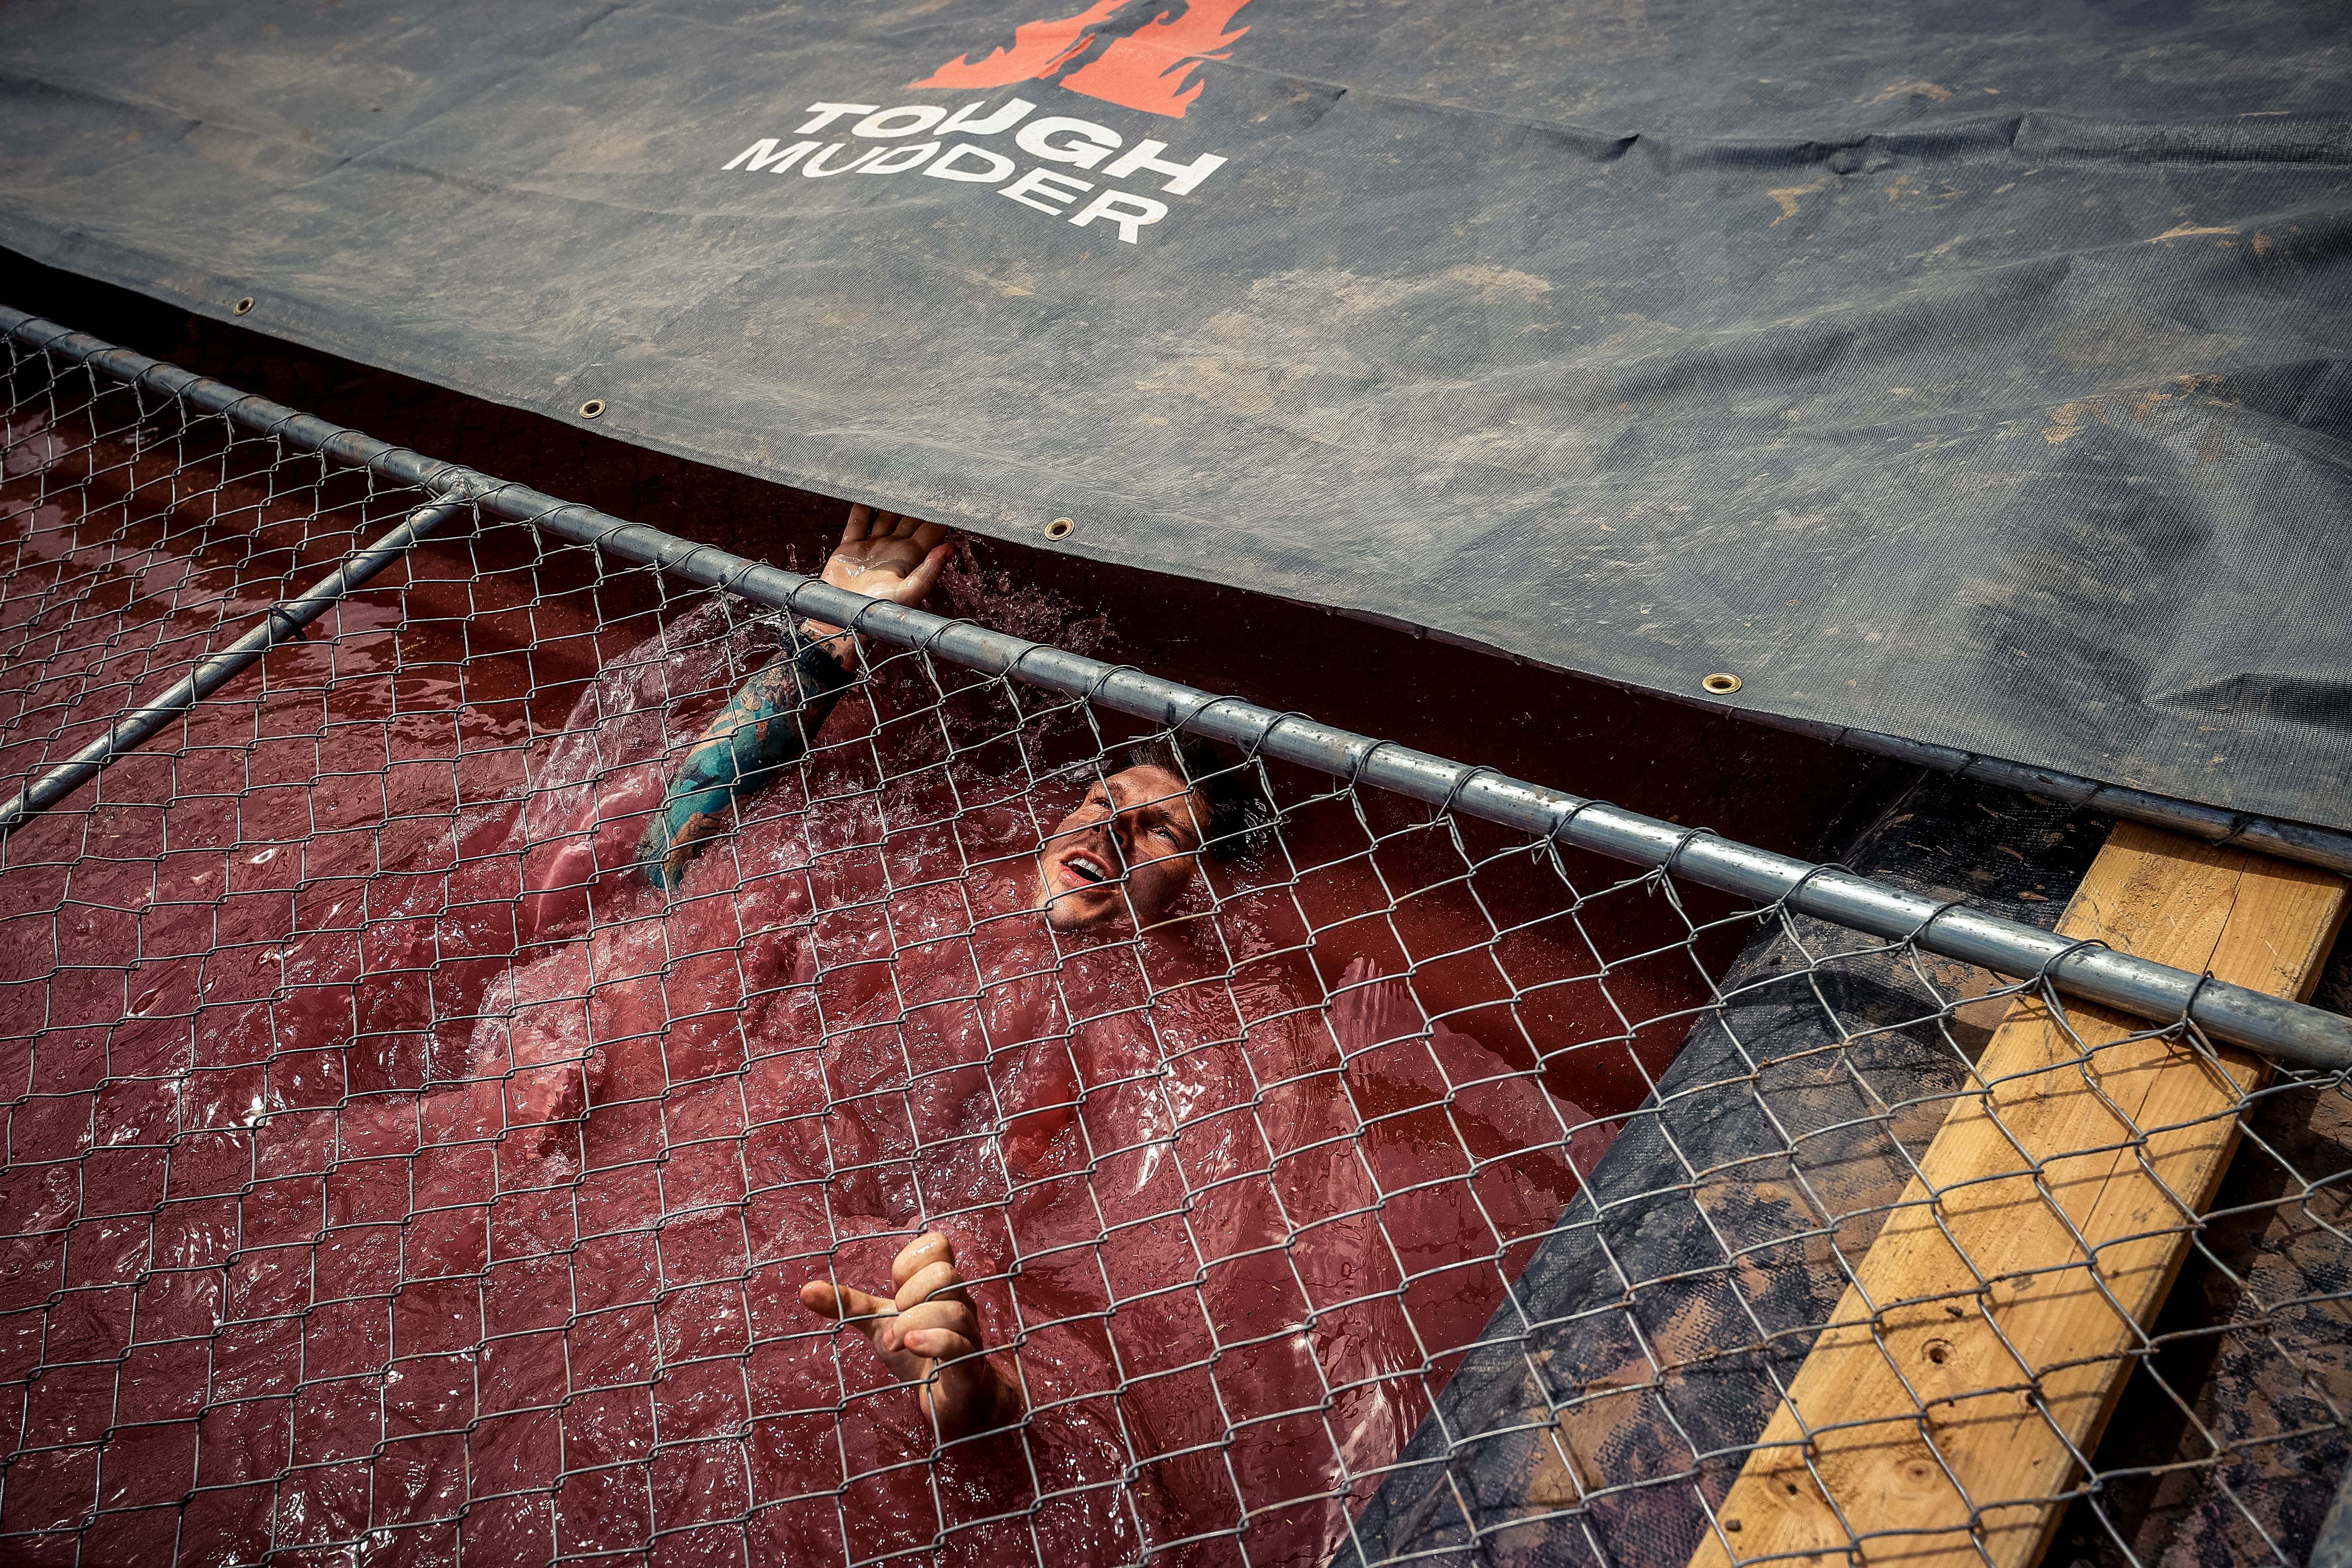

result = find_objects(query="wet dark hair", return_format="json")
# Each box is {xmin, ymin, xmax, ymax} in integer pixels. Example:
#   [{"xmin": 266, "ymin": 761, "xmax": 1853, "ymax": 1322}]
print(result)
[{"xmin": 1101, "ymin": 734, "xmax": 1273, "ymax": 864}]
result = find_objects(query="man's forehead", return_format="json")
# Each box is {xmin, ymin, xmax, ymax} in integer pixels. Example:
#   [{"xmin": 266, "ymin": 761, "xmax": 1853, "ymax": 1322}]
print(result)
[{"xmin": 1104, "ymin": 764, "xmax": 1204, "ymax": 815}]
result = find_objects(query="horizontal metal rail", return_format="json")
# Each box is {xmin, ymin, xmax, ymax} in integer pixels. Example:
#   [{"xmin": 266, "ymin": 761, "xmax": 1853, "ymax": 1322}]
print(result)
[
  {"xmin": 1323, "ymin": 608, "xmax": 2352, "ymax": 881},
  {"xmin": 7, "ymin": 306, "xmax": 2349, "ymax": 1070},
  {"xmin": 1755, "ymin": 716, "xmax": 2352, "ymax": 879},
  {"xmin": 0, "ymin": 496, "xmax": 466, "ymax": 837}
]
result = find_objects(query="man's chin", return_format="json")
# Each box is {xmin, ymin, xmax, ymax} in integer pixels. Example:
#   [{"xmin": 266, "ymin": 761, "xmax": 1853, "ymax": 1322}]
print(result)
[{"xmin": 1040, "ymin": 887, "xmax": 1126, "ymax": 933}]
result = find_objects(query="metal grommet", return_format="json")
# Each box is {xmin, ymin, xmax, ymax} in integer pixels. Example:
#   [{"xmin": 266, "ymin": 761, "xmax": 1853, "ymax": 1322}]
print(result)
[
  {"xmin": 1703, "ymin": 672, "xmax": 1743, "ymax": 695},
  {"xmin": 1044, "ymin": 518, "xmax": 1075, "ymax": 541},
  {"xmin": 233, "ymin": 297, "xmax": 256, "ymax": 315},
  {"xmin": 577, "ymin": 399, "xmax": 606, "ymax": 420}
]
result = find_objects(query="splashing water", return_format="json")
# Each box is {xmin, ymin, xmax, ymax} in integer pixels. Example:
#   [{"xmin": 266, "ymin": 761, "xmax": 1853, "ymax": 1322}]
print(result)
[{"xmin": 8, "ymin": 580, "xmax": 1632, "ymax": 1565}]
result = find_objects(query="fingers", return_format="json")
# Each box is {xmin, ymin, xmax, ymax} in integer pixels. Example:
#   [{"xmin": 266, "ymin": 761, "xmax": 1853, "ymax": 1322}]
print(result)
[
  {"xmin": 895, "ymin": 1258, "xmax": 973, "ymax": 1315},
  {"xmin": 798, "ymin": 1278, "xmax": 894, "ymax": 1333},
  {"xmin": 896, "ymin": 1296, "xmax": 982, "ymax": 1352},
  {"xmin": 899, "ymin": 540, "xmax": 954, "ymax": 603},
  {"xmin": 806, "ymin": 1234, "xmax": 977, "ymax": 1332},
  {"xmin": 841, "ymin": 505, "xmax": 937, "ymax": 548},
  {"xmin": 803, "ymin": 1275, "xmax": 928, "ymax": 1382},
  {"xmin": 892, "ymin": 1251, "xmax": 986, "ymax": 1374},
  {"xmin": 900, "ymin": 1323, "xmax": 983, "ymax": 1362},
  {"xmin": 802, "ymin": 1237, "xmax": 1012, "ymax": 1435},
  {"xmin": 891, "ymin": 1231, "xmax": 956, "ymax": 1290},
  {"xmin": 895, "ymin": 1295, "xmax": 978, "ymax": 1334}
]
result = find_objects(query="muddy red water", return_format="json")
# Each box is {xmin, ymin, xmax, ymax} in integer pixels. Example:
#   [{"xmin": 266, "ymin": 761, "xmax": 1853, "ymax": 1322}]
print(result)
[{"xmin": 0, "ymin": 259, "xmax": 1879, "ymax": 1565}]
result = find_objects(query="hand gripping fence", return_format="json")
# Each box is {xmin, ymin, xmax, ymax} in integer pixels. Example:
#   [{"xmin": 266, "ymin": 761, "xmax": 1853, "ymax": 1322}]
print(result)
[{"xmin": 3, "ymin": 300, "xmax": 2352, "ymax": 1568}]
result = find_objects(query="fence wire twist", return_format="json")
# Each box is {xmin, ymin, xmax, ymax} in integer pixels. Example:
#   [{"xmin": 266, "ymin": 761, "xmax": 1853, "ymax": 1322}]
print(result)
[{"xmin": 0, "ymin": 319, "xmax": 2348, "ymax": 1568}]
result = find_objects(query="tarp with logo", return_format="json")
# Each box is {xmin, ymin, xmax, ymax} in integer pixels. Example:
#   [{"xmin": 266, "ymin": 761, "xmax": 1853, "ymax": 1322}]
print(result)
[{"xmin": 1, "ymin": 0, "xmax": 2349, "ymax": 829}]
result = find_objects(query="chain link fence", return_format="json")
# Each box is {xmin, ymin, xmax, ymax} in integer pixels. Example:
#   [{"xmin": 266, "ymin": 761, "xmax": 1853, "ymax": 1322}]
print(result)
[{"xmin": 2, "ymin": 311, "xmax": 2349, "ymax": 1568}]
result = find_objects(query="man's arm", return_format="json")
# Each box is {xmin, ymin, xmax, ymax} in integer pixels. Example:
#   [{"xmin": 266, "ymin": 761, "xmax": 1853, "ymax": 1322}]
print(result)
[
  {"xmin": 636, "ymin": 628, "xmax": 857, "ymax": 887},
  {"xmin": 637, "ymin": 507, "xmax": 953, "ymax": 888}
]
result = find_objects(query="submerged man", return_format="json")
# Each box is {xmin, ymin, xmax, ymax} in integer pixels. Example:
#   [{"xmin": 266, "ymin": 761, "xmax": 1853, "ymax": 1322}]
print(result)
[
  {"xmin": 523, "ymin": 505, "xmax": 1253, "ymax": 933},
  {"xmin": 520, "ymin": 502, "xmax": 1264, "ymax": 1442}
]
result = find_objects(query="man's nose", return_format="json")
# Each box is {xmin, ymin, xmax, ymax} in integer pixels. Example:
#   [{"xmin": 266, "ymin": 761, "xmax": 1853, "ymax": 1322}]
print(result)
[{"xmin": 1096, "ymin": 813, "xmax": 1133, "ymax": 869}]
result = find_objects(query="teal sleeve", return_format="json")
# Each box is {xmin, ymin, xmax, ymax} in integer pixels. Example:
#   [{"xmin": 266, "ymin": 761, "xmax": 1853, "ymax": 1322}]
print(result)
[{"xmin": 638, "ymin": 636, "xmax": 853, "ymax": 888}]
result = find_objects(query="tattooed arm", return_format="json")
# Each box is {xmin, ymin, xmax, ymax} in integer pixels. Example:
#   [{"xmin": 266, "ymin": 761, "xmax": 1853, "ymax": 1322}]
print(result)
[
  {"xmin": 637, "ymin": 507, "xmax": 955, "ymax": 887},
  {"xmin": 636, "ymin": 628, "xmax": 857, "ymax": 887}
]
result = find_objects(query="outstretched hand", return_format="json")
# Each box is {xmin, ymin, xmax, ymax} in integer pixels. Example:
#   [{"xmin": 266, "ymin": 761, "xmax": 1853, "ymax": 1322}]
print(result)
[
  {"xmin": 805, "ymin": 506, "xmax": 955, "ymax": 647},
  {"xmin": 799, "ymin": 1231, "xmax": 1023, "ymax": 1442}
]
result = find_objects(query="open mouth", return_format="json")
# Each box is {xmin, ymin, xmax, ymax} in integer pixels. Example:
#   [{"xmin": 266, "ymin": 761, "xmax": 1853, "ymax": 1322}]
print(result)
[{"xmin": 1062, "ymin": 850, "xmax": 1113, "ymax": 885}]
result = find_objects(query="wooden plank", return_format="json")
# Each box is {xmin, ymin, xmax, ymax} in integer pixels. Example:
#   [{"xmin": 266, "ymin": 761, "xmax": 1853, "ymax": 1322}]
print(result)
[{"xmin": 1690, "ymin": 822, "xmax": 2348, "ymax": 1568}]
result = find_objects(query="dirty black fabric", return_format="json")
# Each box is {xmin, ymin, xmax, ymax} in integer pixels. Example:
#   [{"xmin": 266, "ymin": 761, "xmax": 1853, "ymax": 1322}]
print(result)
[
  {"xmin": 2, "ymin": 2, "xmax": 2350, "ymax": 828},
  {"xmin": 1344, "ymin": 776, "xmax": 2119, "ymax": 1565}
]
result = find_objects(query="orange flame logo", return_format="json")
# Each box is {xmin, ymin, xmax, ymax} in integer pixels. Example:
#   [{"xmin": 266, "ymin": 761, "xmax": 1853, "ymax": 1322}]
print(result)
[{"xmin": 909, "ymin": 0, "xmax": 1259, "ymax": 119}]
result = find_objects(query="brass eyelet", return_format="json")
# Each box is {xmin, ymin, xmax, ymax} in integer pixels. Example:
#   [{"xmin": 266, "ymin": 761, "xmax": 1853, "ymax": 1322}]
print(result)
[
  {"xmin": 1703, "ymin": 673, "xmax": 1743, "ymax": 695},
  {"xmin": 233, "ymin": 297, "xmax": 256, "ymax": 315},
  {"xmin": 577, "ymin": 399, "xmax": 606, "ymax": 420},
  {"xmin": 1044, "ymin": 518, "xmax": 1075, "ymax": 541}
]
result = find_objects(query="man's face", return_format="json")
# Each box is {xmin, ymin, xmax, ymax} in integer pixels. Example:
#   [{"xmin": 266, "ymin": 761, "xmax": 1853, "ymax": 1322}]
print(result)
[{"xmin": 1036, "ymin": 765, "xmax": 1210, "ymax": 933}]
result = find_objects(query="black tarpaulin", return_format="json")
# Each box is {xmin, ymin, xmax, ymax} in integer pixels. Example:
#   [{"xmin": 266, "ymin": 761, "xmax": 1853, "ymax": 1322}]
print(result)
[{"xmin": 1, "ymin": 0, "xmax": 2349, "ymax": 827}]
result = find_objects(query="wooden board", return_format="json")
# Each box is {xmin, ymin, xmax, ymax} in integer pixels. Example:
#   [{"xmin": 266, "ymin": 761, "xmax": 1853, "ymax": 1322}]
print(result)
[{"xmin": 1689, "ymin": 822, "xmax": 2348, "ymax": 1568}]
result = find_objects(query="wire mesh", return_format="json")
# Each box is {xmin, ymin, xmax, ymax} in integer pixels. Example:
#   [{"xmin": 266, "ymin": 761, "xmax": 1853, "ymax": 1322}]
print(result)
[{"xmin": 1, "ymin": 320, "xmax": 2349, "ymax": 1568}]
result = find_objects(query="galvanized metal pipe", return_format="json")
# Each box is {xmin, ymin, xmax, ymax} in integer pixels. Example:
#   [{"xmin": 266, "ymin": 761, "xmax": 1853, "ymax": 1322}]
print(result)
[
  {"xmin": 1314, "ymin": 606, "xmax": 2352, "ymax": 883},
  {"xmin": 6, "ymin": 306, "xmax": 2348, "ymax": 1069},
  {"xmin": 0, "ymin": 496, "xmax": 466, "ymax": 837},
  {"xmin": 1747, "ymin": 715, "xmax": 2352, "ymax": 879}
]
